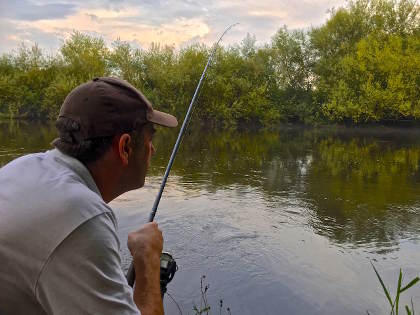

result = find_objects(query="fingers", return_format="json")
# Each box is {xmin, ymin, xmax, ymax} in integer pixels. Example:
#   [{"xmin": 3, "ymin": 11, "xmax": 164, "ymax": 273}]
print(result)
[{"xmin": 127, "ymin": 222, "xmax": 164, "ymax": 258}]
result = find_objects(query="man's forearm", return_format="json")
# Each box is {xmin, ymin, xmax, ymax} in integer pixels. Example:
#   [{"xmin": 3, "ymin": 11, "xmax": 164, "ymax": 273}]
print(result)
[{"xmin": 133, "ymin": 252, "xmax": 164, "ymax": 315}]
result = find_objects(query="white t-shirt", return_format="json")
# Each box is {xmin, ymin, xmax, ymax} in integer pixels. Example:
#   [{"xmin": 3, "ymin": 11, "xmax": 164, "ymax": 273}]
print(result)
[{"xmin": 0, "ymin": 149, "xmax": 140, "ymax": 315}]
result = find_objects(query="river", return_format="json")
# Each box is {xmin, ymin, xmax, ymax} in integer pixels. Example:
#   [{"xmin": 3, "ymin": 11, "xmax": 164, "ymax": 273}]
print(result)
[{"xmin": 1, "ymin": 120, "xmax": 420, "ymax": 314}]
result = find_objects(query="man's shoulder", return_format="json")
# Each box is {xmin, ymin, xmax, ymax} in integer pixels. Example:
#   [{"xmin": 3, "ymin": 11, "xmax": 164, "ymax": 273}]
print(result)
[
  {"xmin": 0, "ymin": 151, "xmax": 45, "ymax": 172},
  {"xmin": 1, "ymin": 149, "xmax": 110, "ymax": 214}
]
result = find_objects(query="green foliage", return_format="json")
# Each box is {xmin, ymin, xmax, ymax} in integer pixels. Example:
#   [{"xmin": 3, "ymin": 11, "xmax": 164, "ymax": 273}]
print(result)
[
  {"xmin": 269, "ymin": 27, "xmax": 316, "ymax": 122},
  {"xmin": 371, "ymin": 263, "xmax": 420, "ymax": 315},
  {"xmin": 42, "ymin": 75, "xmax": 78, "ymax": 119},
  {"xmin": 323, "ymin": 33, "xmax": 420, "ymax": 122},
  {"xmin": 0, "ymin": 44, "xmax": 59, "ymax": 119},
  {"xmin": 60, "ymin": 31, "xmax": 110, "ymax": 83},
  {"xmin": 0, "ymin": 0, "xmax": 418, "ymax": 125},
  {"xmin": 312, "ymin": 0, "xmax": 420, "ymax": 123}
]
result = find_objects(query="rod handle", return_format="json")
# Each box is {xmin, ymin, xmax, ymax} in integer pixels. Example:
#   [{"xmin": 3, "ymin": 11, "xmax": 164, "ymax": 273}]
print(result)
[{"xmin": 127, "ymin": 262, "xmax": 135, "ymax": 287}]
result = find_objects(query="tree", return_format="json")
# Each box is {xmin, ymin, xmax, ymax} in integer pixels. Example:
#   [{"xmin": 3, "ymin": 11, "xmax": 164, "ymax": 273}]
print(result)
[
  {"xmin": 269, "ymin": 27, "xmax": 315, "ymax": 122},
  {"xmin": 311, "ymin": 0, "xmax": 420, "ymax": 123},
  {"xmin": 60, "ymin": 32, "xmax": 110, "ymax": 83}
]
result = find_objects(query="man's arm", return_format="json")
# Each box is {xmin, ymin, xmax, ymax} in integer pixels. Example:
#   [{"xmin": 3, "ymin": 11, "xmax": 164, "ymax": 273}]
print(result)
[{"xmin": 128, "ymin": 222, "xmax": 164, "ymax": 315}]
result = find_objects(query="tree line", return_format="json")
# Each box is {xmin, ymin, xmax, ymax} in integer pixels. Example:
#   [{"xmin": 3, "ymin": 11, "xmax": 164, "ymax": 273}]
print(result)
[{"xmin": 0, "ymin": 0, "xmax": 418, "ymax": 126}]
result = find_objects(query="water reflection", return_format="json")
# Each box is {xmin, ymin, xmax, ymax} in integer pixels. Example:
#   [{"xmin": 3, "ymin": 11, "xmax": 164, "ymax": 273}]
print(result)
[
  {"xmin": 2, "ymin": 121, "xmax": 420, "ymax": 253},
  {"xmin": 150, "ymin": 126, "xmax": 420, "ymax": 252},
  {"xmin": 0, "ymin": 120, "xmax": 56, "ymax": 166},
  {"xmin": 306, "ymin": 135, "xmax": 420, "ymax": 252}
]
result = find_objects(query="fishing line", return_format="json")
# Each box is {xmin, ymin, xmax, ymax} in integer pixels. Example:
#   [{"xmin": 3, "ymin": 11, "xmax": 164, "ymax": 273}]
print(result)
[{"xmin": 166, "ymin": 291, "xmax": 183, "ymax": 315}]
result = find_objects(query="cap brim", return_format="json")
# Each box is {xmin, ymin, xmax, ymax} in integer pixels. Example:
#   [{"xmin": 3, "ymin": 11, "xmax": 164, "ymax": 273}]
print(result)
[{"xmin": 148, "ymin": 110, "xmax": 178, "ymax": 128}]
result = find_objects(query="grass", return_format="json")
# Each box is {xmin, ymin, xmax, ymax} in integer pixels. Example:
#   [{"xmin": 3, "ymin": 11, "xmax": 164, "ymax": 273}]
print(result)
[
  {"xmin": 191, "ymin": 275, "xmax": 231, "ymax": 315},
  {"xmin": 172, "ymin": 265, "xmax": 419, "ymax": 314},
  {"xmin": 370, "ymin": 262, "xmax": 420, "ymax": 315},
  {"xmin": 167, "ymin": 275, "xmax": 232, "ymax": 315}
]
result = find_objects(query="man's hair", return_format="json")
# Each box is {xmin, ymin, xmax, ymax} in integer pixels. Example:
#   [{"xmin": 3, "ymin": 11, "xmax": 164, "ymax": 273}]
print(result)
[{"xmin": 52, "ymin": 117, "xmax": 144, "ymax": 165}]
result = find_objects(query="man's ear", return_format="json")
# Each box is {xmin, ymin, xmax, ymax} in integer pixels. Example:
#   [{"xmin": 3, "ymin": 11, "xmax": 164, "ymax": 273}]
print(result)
[{"xmin": 115, "ymin": 133, "xmax": 132, "ymax": 166}]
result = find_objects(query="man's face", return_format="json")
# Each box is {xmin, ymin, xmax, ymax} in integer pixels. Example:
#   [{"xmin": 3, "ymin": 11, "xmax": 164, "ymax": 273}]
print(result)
[{"xmin": 127, "ymin": 123, "xmax": 156, "ymax": 189}]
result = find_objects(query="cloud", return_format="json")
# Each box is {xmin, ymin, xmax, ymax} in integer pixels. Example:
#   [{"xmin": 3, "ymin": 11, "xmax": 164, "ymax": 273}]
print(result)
[
  {"xmin": 0, "ymin": 19, "xmax": 64, "ymax": 54},
  {"xmin": 0, "ymin": 0, "xmax": 76, "ymax": 21},
  {"xmin": 0, "ymin": 0, "xmax": 347, "ymax": 54}
]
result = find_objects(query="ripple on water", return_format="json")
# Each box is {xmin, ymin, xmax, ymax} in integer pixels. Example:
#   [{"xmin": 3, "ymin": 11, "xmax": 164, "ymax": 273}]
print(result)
[{"xmin": 213, "ymin": 230, "xmax": 258, "ymax": 243}]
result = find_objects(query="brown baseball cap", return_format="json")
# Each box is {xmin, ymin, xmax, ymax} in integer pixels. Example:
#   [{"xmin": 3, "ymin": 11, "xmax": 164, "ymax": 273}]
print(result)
[{"xmin": 59, "ymin": 77, "xmax": 178, "ymax": 139}]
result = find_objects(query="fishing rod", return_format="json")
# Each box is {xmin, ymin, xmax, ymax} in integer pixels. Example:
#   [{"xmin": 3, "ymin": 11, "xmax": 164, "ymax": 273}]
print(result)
[{"xmin": 126, "ymin": 23, "xmax": 238, "ymax": 289}]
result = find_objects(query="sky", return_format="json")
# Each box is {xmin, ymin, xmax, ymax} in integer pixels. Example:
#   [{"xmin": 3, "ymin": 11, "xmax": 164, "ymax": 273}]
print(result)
[{"xmin": 0, "ymin": 0, "xmax": 347, "ymax": 54}]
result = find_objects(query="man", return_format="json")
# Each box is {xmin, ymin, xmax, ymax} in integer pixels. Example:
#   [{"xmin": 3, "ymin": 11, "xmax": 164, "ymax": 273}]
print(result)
[{"xmin": 0, "ymin": 77, "xmax": 178, "ymax": 314}]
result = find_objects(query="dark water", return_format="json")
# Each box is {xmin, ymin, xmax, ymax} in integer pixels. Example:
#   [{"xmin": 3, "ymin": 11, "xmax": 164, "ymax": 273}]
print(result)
[{"xmin": 2, "ymin": 120, "xmax": 420, "ymax": 314}]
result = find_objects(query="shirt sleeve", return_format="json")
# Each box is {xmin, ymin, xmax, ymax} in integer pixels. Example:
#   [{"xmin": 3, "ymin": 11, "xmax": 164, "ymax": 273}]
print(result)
[{"xmin": 35, "ymin": 212, "xmax": 140, "ymax": 315}]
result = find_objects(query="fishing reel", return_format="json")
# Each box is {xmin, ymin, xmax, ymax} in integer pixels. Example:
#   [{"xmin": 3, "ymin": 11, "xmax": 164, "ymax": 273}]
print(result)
[{"xmin": 160, "ymin": 252, "xmax": 177, "ymax": 297}]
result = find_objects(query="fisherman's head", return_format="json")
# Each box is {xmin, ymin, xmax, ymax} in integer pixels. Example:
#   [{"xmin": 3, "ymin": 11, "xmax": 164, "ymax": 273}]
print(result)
[{"xmin": 53, "ymin": 77, "xmax": 177, "ymax": 191}]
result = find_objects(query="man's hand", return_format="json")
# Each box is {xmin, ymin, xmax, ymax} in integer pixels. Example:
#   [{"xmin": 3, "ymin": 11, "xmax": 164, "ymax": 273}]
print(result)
[
  {"xmin": 128, "ymin": 221, "xmax": 163, "ymax": 259},
  {"xmin": 127, "ymin": 222, "xmax": 164, "ymax": 315}
]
